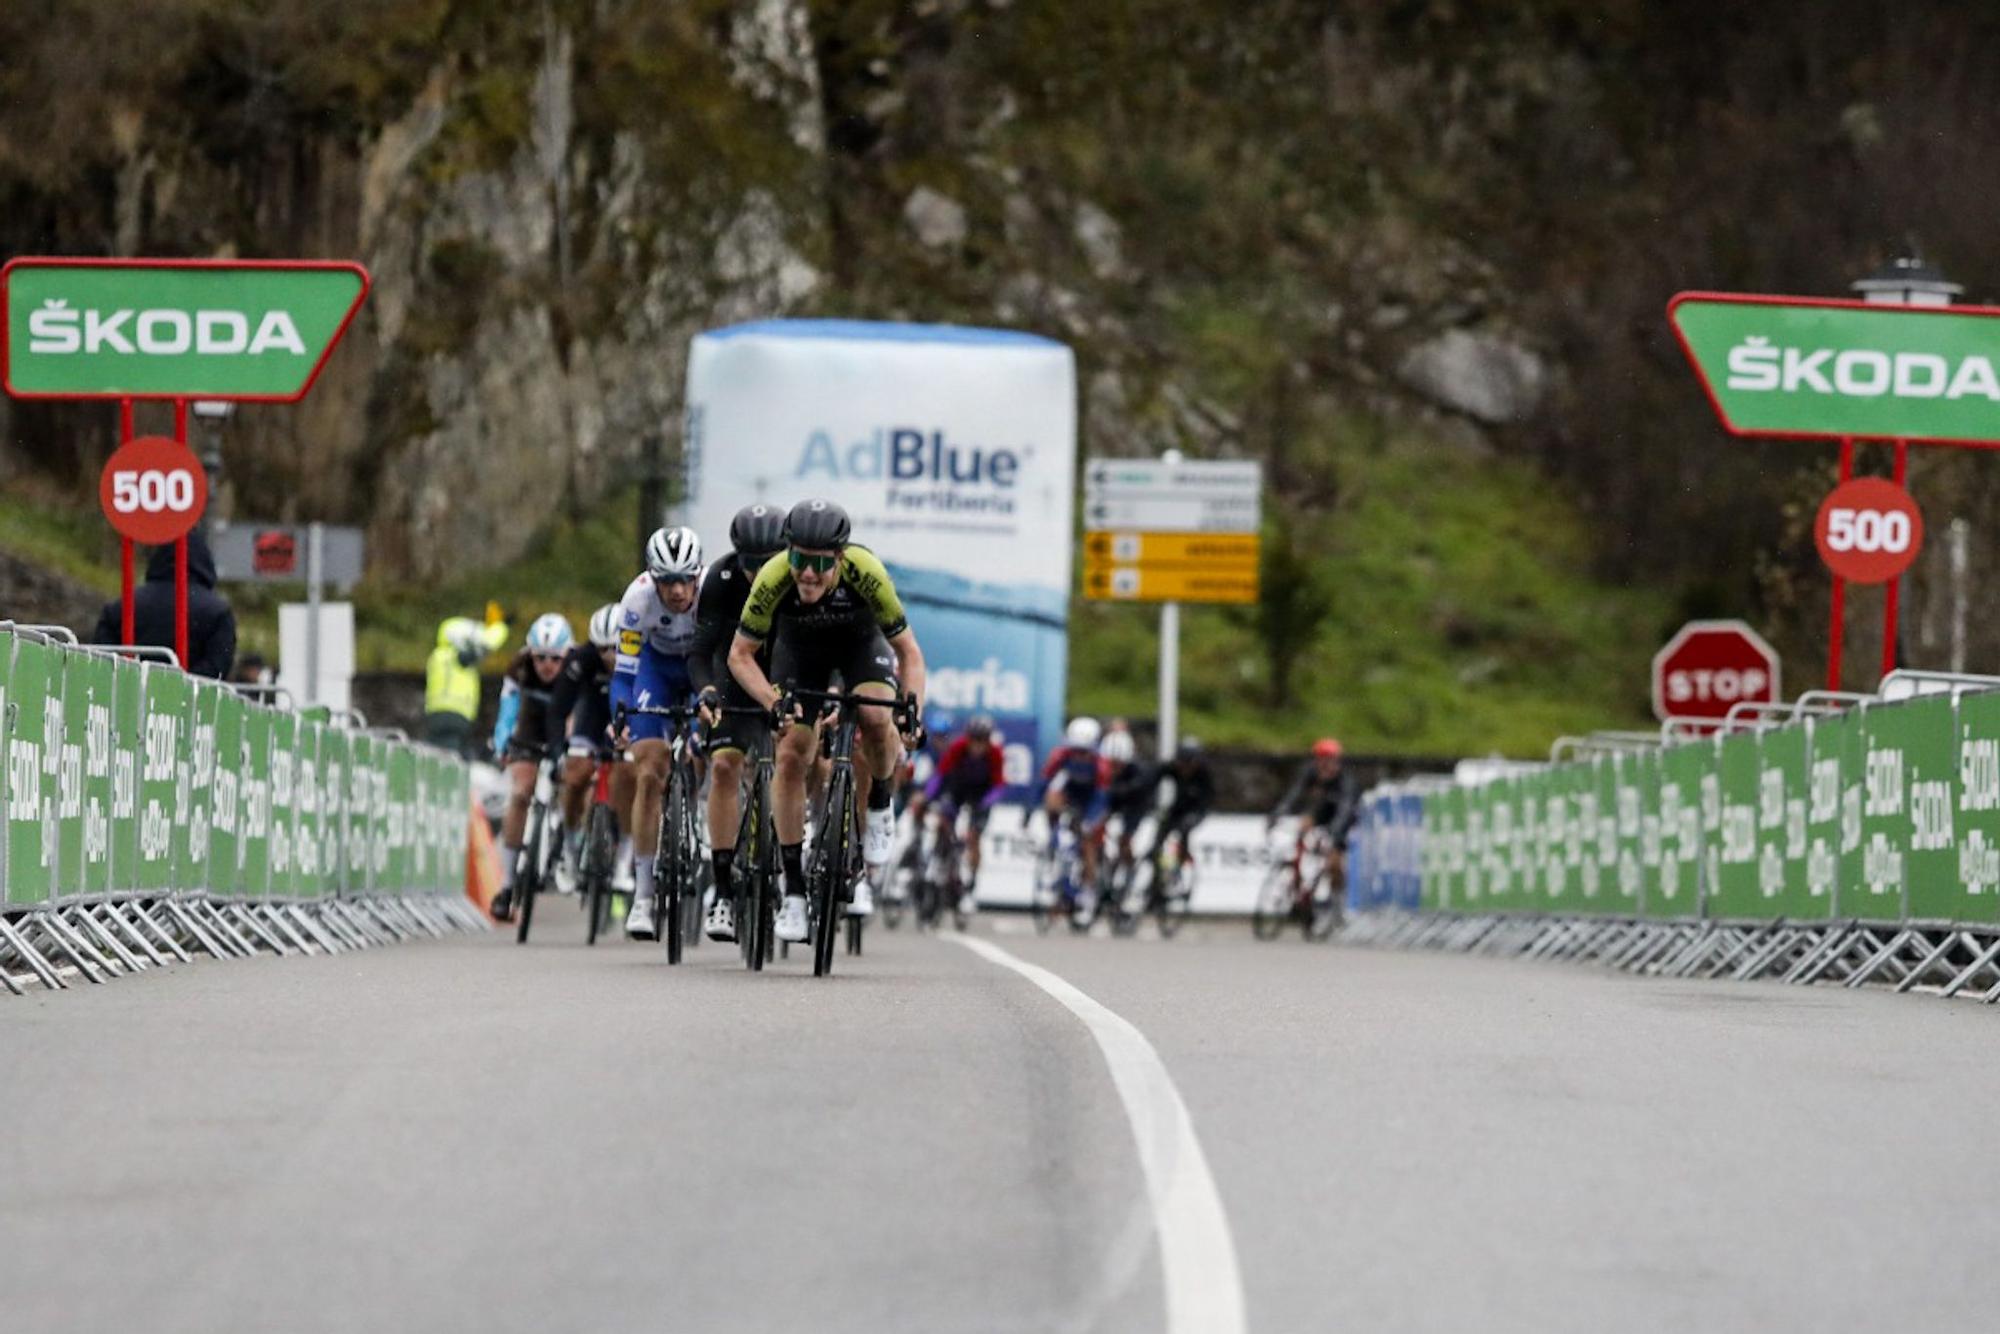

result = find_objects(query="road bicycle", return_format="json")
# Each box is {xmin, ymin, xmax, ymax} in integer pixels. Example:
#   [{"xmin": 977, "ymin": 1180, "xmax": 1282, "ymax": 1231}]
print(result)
[
  {"xmin": 512, "ymin": 754, "xmax": 562, "ymax": 945},
  {"xmin": 1030, "ymin": 807, "xmax": 1095, "ymax": 935},
  {"xmin": 1253, "ymin": 824, "xmax": 1342, "ymax": 942},
  {"xmin": 910, "ymin": 800, "xmax": 975, "ymax": 931},
  {"xmin": 577, "ymin": 751, "xmax": 624, "ymax": 947},
  {"xmin": 785, "ymin": 687, "xmax": 918, "ymax": 977},
  {"xmin": 620, "ymin": 703, "xmax": 708, "ymax": 965},
  {"xmin": 1121, "ymin": 821, "xmax": 1195, "ymax": 939},
  {"xmin": 1099, "ymin": 821, "xmax": 1144, "ymax": 936},
  {"xmin": 721, "ymin": 709, "xmax": 780, "ymax": 972}
]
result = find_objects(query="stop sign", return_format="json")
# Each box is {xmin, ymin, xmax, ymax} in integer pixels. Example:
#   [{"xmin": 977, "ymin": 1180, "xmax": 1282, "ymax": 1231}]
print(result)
[{"xmin": 1652, "ymin": 620, "xmax": 1781, "ymax": 723}]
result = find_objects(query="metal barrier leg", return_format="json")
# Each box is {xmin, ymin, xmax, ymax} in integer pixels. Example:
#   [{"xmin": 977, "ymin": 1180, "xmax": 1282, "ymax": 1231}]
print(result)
[
  {"xmin": 69, "ymin": 905, "xmax": 144, "ymax": 974},
  {"xmin": 1892, "ymin": 930, "xmax": 1965, "ymax": 994},
  {"xmin": 1731, "ymin": 925, "xmax": 1810, "ymax": 981},
  {"xmin": 1940, "ymin": 933, "xmax": 2000, "ymax": 998},
  {"xmin": 1781, "ymin": 924, "xmax": 1855, "ymax": 985},
  {"xmin": 130, "ymin": 902, "xmax": 195, "ymax": 963},
  {"xmin": 165, "ymin": 899, "xmax": 231, "ymax": 959},
  {"xmin": 1844, "ymin": 928, "xmax": 1921, "ymax": 989},
  {"xmin": 0, "ymin": 914, "xmax": 65, "ymax": 990},
  {"xmin": 29, "ymin": 911, "xmax": 113, "ymax": 983},
  {"xmin": 197, "ymin": 901, "xmax": 259, "ymax": 958},
  {"xmin": 102, "ymin": 903, "xmax": 171, "ymax": 969},
  {"xmin": 287, "ymin": 905, "xmax": 346, "ymax": 954},
  {"xmin": 231, "ymin": 904, "xmax": 296, "ymax": 956}
]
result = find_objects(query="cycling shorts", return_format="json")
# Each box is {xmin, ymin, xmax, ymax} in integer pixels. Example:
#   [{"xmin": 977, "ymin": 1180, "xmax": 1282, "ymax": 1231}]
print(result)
[
  {"xmin": 769, "ymin": 626, "xmax": 898, "ymax": 697},
  {"xmin": 1058, "ymin": 784, "xmax": 1109, "ymax": 825},
  {"xmin": 625, "ymin": 647, "xmax": 696, "ymax": 743},
  {"xmin": 934, "ymin": 793, "xmax": 995, "ymax": 833},
  {"xmin": 703, "ymin": 677, "xmax": 768, "ymax": 757}
]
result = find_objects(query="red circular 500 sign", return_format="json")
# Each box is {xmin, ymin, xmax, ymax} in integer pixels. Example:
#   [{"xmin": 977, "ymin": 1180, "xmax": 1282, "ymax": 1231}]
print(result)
[
  {"xmin": 98, "ymin": 436, "xmax": 208, "ymax": 544},
  {"xmin": 1814, "ymin": 477, "xmax": 1923, "ymax": 585}
]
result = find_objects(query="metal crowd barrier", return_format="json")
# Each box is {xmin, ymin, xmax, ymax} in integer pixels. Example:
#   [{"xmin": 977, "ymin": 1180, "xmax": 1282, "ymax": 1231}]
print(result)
[
  {"xmin": 1340, "ymin": 672, "xmax": 2000, "ymax": 1003},
  {"xmin": 0, "ymin": 623, "xmax": 485, "ymax": 993}
]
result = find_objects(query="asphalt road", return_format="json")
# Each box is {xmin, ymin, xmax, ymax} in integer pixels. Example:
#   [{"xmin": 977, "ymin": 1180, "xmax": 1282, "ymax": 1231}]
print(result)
[{"xmin": 3, "ymin": 904, "xmax": 1997, "ymax": 1333}]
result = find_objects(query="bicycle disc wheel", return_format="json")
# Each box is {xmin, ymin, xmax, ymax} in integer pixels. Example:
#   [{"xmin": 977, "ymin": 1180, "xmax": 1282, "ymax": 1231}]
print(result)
[{"xmin": 1252, "ymin": 868, "xmax": 1291, "ymax": 941}]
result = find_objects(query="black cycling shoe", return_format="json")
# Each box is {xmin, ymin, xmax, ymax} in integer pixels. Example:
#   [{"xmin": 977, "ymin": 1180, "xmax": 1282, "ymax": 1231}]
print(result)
[{"xmin": 490, "ymin": 889, "xmax": 515, "ymax": 923}]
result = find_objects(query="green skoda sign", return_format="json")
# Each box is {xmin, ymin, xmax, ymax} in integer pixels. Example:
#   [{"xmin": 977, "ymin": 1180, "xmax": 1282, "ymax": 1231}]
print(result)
[
  {"xmin": 1670, "ymin": 292, "xmax": 2000, "ymax": 446},
  {"xmin": 2, "ymin": 258, "xmax": 369, "ymax": 401}
]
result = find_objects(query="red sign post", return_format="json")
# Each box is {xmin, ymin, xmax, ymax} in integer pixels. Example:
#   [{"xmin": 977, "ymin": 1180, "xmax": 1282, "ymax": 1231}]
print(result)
[{"xmin": 1652, "ymin": 620, "xmax": 1782, "ymax": 725}]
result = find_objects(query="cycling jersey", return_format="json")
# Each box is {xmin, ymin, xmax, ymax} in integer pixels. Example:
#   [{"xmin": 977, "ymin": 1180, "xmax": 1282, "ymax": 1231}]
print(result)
[
  {"xmin": 929, "ymin": 736, "xmax": 1005, "ymax": 805},
  {"xmin": 1041, "ymin": 745, "xmax": 1111, "ymax": 797},
  {"xmin": 1157, "ymin": 761, "xmax": 1215, "ymax": 825},
  {"xmin": 690, "ymin": 550, "xmax": 761, "ymax": 692},
  {"xmin": 493, "ymin": 650, "xmax": 560, "ymax": 760},
  {"xmin": 613, "ymin": 569, "xmax": 704, "ymax": 738},
  {"xmin": 546, "ymin": 643, "xmax": 614, "ymax": 755},
  {"xmin": 1105, "ymin": 760, "xmax": 1157, "ymax": 821},
  {"xmin": 1277, "ymin": 762, "xmax": 1359, "ymax": 842},
  {"xmin": 737, "ymin": 545, "xmax": 909, "ymax": 644}
]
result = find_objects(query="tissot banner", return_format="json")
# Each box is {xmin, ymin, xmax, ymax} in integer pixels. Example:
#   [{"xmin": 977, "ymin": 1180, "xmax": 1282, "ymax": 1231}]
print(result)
[{"xmin": 679, "ymin": 320, "xmax": 1077, "ymax": 778}]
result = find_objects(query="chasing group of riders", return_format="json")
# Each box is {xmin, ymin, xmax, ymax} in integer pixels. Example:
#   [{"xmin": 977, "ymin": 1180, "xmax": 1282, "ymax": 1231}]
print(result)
[{"xmin": 483, "ymin": 496, "xmax": 1363, "ymax": 941}]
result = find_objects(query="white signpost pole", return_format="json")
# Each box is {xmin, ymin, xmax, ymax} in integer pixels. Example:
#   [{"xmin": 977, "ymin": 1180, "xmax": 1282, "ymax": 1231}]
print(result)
[
  {"xmin": 1157, "ymin": 449, "xmax": 1182, "ymax": 757},
  {"xmin": 305, "ymin": 520, "xmax": 324, "ymax": 706}
]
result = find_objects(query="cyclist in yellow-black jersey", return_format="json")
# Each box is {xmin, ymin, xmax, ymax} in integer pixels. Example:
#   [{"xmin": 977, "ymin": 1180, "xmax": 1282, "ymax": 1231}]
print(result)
[{"xmin": 728, "ymin": 499, "xmax": 926, "ymax": 943}]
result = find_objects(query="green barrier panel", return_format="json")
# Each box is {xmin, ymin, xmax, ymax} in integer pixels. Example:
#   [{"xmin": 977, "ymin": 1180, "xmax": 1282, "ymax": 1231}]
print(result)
[
  {"xmin": 1577, "ymin": 755, "xmax": 1615, "ymax": 913},
  {"xmin": 110, "ymin": 656, "xmax": 142, "ymax": 893},
  {"xmin": 267, "ymin": 709, "xmax": 297, "ymax": 900},
  {"xmin": 137, "ymin": 665, "xmax": 186, "ymax": 897},
  {"xmin": 4, "ymin": 635, "xmax": 57, "ymax": 907},
  {"xmin": 51, "ymin": 649, "xmax": 85, "ymax": 904},
  {"xmin": 388, "ymin": 744, "xmax": 417, "ymax": 896},
  {"xmin": 318, "ymin": 725, "xmax": 349, "ymax": 897},
  {"xmin": 1652, "ymin": 740, "xmax": 1706, "ymax": 919},
  {"xmin": 1955, "ymin": 690, "xmax": 2000, "ymax": 924},
  {"xmin": 1710, "ymin": 730, "xmax": 1764, "ymax": 919},
  {"xmin": 1869, "ymin": 697, "xmax": 1960, "ymax": 922},
  {"xmin": 1418, "ymin": 794, "xmax": 1440, "ymax": 912},
  {"xmin": 1607, "ymin": 752, "xmax": 1643, "ymax": 916},
  {"xmin": 0, "ymin": 629, "xmax": 11, "ymax": 904},
  {"xmin": 1805, "ymin": 714, "xmax": 1846, "ymax": 912},
  {"xmin": 1837, "ymin": 706, "xmax": 1865, "ymax": 918},
  {"xmin": 75, "ymin": 650, "xmax": 114, "ymax": 900},
  {"xmin": 1629, "ymin": 750, "xmax": 1661, "ymax": 916},
  {"xmin": 1495, "ymin": 777, "xmax": 1527, "ymax": 913},
  {"xmin": 414, "ymin": 749, "xmax": 440, "ymax": 896},
  {"xmin": 1853, "ymin": 702, "xmax": 1912, "ymax": 922},
  {"xmin": 207, "ymin": 686, "xmax": 243, "ymax": 900},
  {"xmin": 294, "ymin": 719, "xmax": 324, "ymax": 898},
  {"xmin": 1550, "ymin": 763, "xmax": 1587, "ymax": 913},
  {"xmin": 238, "ymin": 701, "xmax": 272, "ymax": 900},
  {"xmin": 1510, "ymin": 775, "xmax": 1542, "ymax": 913},
  {"xmin": 1460, "ymin": 783, "xmax": 1489, "ymax": 910},
  {"xmin": 187, "ymin": 679, "xmax": 220, "ymax": 894},
  {"xmin": 1754, "ymin": 722, "xmax": 1815, "ymax": 919},
  {"xmin": 344, "ymin": 733, "xmax": 374, "ymax": 896}
]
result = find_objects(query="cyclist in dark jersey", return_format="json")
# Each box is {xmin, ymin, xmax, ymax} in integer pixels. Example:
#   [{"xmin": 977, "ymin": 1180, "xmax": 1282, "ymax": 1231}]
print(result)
[
  {"xmin": 908, "ymin": 714, "xmax": 1006, "ymax": 911},
  {"xmin": 1144, "ymin": 737, "xmax": 1215, "ymax": 875},
  {"xmin": 1099, "ymin": 726, "xmax": 1157, "ymax": 875},
  {"xmin": 490, "ymin": 612, "xmax": 573, "ymax": 922},
  {"xmin": 690, "ymin": 502, "xmax": 787, "ymax": 942},
  {"xmin": 728, "ymin": 498, "xmax": 927, "ymax": 944},
  {"xmin": 1270, "ymin": 737, "xmax": 1360, "ymax": 848},
  {"xmin": 544, "ymin": 603, "xmax": 623, "ymax": 893}
]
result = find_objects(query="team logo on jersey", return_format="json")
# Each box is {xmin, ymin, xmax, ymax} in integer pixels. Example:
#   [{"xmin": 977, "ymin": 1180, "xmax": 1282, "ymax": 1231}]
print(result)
[{"xmin": 619, "ymin": 629, "xmax": 643, "ymax": 655}]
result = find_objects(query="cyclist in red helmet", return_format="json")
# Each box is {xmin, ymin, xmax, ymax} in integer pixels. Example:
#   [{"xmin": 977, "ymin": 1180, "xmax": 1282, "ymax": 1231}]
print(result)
[{"xmin": 1270, "ymin": 737, "xmax": 1359, "ymax": 852}]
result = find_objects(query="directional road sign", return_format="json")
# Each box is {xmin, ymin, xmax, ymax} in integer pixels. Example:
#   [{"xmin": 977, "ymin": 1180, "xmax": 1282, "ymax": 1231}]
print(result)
[
  {"xmin": 1083, "ymin": 531, "xmax": 1261, "ymax": 565},
  {"xmin": 1083, "ymin": 457, "xmax": 1262, "ymax": 534},
  {"xmin": 1082, "ymin": 564, "xmax": 1258, "ymax": 604}
]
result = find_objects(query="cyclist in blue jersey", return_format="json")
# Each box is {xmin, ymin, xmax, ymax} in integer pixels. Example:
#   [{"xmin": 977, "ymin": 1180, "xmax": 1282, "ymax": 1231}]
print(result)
[
  {"xmin": 1038, "ymin": 715, "xmax": 1111, "ymax": 894},
  {"xmin": 610, "ymin": 525, "xmax": 705, "ymax": 941}
]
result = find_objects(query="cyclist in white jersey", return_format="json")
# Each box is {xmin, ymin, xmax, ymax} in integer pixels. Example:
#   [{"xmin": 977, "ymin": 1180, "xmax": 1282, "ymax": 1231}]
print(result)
[{"xmin": 611, "ymin": 526, "xmax": 705, "ymax": 940}]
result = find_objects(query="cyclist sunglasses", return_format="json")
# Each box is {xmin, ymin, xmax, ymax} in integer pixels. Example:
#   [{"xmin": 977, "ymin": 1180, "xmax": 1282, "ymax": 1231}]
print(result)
[
  {"xmin": 789, "ymin": 548, "xmax": 841, "ymax": 574},
  {"xmin": 656, "ymin": 573, "xmax": 697, "ymax": 587}
]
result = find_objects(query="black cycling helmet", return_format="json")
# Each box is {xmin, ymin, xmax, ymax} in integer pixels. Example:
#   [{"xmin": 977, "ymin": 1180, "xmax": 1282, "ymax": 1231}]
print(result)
[
  {"xmin": 1175, "ymin": 736, "xmax": 1204, "ymax": 761},
  {"xmin": 729, "ymin": 502, "xmax": 788, "ymax": 561},
  {"xmin": 784, "ymin": 498, "xmax": 851, "ymax": 550}
]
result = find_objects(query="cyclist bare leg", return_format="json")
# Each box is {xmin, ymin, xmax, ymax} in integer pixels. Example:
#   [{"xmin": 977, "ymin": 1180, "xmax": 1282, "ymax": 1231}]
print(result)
[{"xmin": 626, "ymin": 736, "xmax": 669, "ymax": 936}]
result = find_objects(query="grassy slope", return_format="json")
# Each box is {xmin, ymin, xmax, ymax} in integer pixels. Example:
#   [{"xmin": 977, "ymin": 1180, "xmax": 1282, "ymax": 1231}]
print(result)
[{"xmin": 3, "ymin": 433, "xmax": 1664, "ymax": 757}]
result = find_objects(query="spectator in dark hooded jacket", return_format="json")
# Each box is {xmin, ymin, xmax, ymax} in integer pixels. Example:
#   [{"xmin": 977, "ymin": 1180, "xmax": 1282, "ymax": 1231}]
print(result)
[{"xmin": 91, "ymin": 529, "xmax": 237, "ymax": 679}]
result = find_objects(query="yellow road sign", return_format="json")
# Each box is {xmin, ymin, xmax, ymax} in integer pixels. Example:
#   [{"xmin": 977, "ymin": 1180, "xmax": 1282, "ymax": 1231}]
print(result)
[
  {"xmin": 1082, "ymin": 564, "xmax": 1260, "ymax": 604},
  {"xmin": 1082, "ymin": 530, "xmax": 1261, "ymax": 565}
]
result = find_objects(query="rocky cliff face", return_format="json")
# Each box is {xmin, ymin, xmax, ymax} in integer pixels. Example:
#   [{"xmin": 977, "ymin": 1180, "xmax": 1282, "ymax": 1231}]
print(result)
[{"xmin": 6, "ymin": 1, "xmax": 2000, "ymax": 685}]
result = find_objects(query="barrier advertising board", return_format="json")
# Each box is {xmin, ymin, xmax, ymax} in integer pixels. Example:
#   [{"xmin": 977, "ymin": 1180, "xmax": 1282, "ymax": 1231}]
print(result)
[{"xmin": 680, "ymin": 320, "xmax": 1077, "ymax": 776}]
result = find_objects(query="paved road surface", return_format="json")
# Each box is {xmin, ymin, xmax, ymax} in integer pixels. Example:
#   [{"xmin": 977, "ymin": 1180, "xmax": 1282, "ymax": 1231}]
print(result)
[{"xmin": 3, "ymin": 905, "xmax": 1997, "ymax": 1333}]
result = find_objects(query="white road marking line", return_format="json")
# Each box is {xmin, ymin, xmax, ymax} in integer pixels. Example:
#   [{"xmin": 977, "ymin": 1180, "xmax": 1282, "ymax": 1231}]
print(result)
[{"xmin": 952, "ymin": 934, "xmax": 1249, "ymax": 1334}]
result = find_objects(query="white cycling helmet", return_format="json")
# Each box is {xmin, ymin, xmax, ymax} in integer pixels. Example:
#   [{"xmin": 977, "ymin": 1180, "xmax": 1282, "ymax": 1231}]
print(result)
[
  {"xmin": 1065, "ymin": 716, "xmax": 1102, "ymax": 748},
  {"xmin": 526, "ymin": 612, "xmax": 573, "ymax": 655},
  {"xmin": 1099, "ymin": 729, "xmax": 1135, "ymax": 763},
  {"xmin": 645, "ymin": 525, "xmax": 703, "ymax": 580},
  {"xmin": 587, "ymin": 602, "xmax": 620, "ymax": 649}
]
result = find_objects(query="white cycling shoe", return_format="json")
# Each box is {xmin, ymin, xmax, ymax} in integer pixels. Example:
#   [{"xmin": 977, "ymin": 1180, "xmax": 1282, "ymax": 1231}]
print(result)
[
  {"xmin": 847, "ymin": 875, "xmax": 874, "ymax": 918},
  {"xmin": 626, "ymin": 893, "xmax": 658, "ymax": 941},
  {"xmin": 612, "ymin": 857, "xmax": 636, "ymax": 894},
  {"xmin": 775, "ymin": 894, "xmax": 810, "ymax": 943},
  {"xmin": 957, "ymin": 891, "xmax": 977, "ymax": 918},
  {"xmin": 863, "ymin": 807, "xmax": 896, "ymax": 865},
  {"xmin": 705, "ymin": 897, "xmax": 737, "ymax": 943},
  {"xmin": 554, "ymin": 858, "xmax": 578, "ymax": 896}
]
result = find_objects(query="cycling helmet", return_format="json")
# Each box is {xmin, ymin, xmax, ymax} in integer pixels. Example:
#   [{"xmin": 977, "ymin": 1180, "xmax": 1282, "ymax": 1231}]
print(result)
[
  {"xmin": 526, "ymin": 612, "xmax": 574, "ymax": 655},
  {"xmin": 966, "ymin": 714, "xmax": 996, "ymax": 741},
  {"xmin": 645, "ymin": 525, "xmax": 703, "ymax": 580},
  {"xmin": 1175, "ymin": 736, "xmax": 1203, "ymax": 760},
  {"xmin": 785, "ymin": 498, "xmax": 851, "ymax": 550},
  {"xmin": 587, "ymin": 603, "xmax": 620, "ymax": 649},
  {"xmin": 729, "ymin": 503, "xmax": 788, "ymax": 562},
  {"xmin": 1065, "ymin": 716, "xmax": 1102, "ymax": 748},
  {"xmin": 1099, "ymin": 730, "xmax": 1135, "ymax": 763},
  {"xmin": 1312, "ymin": 737, "xmax": 1343, "ymax": 759}
]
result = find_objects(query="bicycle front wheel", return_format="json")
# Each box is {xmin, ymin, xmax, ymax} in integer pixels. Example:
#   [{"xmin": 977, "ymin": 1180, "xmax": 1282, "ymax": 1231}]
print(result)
[
  {"xmin": 1155, "ymin": 861, "xmax": 1193, "ymax": 940},
  {"xmin": 1252, "ymin": 868, "xmax": 1291, "ymax": 941},
  {"xmin": 514, "ymin": 803, "xmax": 544, "ymax": 945},
  {"xmin": 663, "ymin": 766, "xmax": 691, "ymax": 965},
  {"xmin": 583, "ymin": 803, "xmax": 616, "ymax": 946},
  {"xmin": 1030, "ymin": 855, "xmax": 1057, "ymax": 935}
]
